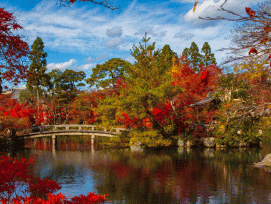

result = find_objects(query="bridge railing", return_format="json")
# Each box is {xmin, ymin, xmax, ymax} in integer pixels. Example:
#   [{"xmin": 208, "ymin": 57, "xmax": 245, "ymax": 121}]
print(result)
[{"xmin": 24, "ymin": 125, "xmax": 127, "ymax": 135}]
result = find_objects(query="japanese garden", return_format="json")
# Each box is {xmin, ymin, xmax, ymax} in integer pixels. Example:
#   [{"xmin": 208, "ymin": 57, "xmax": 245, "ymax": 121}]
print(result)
[{"xmin": 1, "ymin": 0, "xmax": 271, "ymax": 203}]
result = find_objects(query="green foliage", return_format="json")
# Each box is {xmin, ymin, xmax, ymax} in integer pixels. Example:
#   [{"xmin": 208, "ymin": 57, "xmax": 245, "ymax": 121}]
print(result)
[
  {"xmin": 218, "ymin": 73, "xmax": 250, "ymax": 101},
  {"xmin": 182, "ymin": 41, "xmax": 217, "ymax": 72},
  {"xmin": 19, "ymin": 88, "xmax": 34, "ymax": 104},
  {"xmin": 201, "ymin": 42, "xmax": 217, "ymax": 66},
  {"xmin": 129, "ymin": 129, "xmax": 172, "ymax": 148},
  {"xmin": 182, "ymin": 42, "xmax": 204, "ymax": 72},
  {"xmin": 27, "ymin": 37, "xmax": 51, "ymax": 93},
  {"xmin": 99, "ymin": 131, "xmax": 131, "ymax": 148},
  {"xmin": 59, "ymin": 69, "xmax": 85, "ymax": 93},
  {"xmin": 85, "ymin": 58, "xmax": 132, "ymax": 89},
  {"xmin": 96, "ymin": 32, "xmax": 183, "ymax": 138},
  {"xmin": 214, "ymin": 116, "xmax": 262, "ymax": 146},
  {"xmin": 156, "ymin": 44, "xmax": 178, "ymax": 71},
  {"xmin": 48, "ymin": 68, "xmax": 86, "ymax": 106}
]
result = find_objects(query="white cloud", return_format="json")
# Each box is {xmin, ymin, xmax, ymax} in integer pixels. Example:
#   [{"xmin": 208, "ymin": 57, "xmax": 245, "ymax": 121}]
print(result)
[
  {"xmin": 79, "ymin": 63, "xmax": 96, "ymax": 71},
  {"xmin": 4, "ymin": 0, "xmax": 264, "ymax": 74},
  {"xmin": 106, "ymin": 26, "xmax": 123, "ymax": 38},
  {"xmin": 84, "ymin": 53, "xmax": 108, "ymax": 63},
  {"xmin": 124, "ymin": 56, "xmax": 137, "ymax": 64},
  {"xmin": 47, "ymin": 59, "xmax": 96, "ymax": 72},
  {"xmin": 47, "ymin": 59, "xmax": 77, "ymax": 71},
  {"xmin": 174, "ymin": 32, "xmax": 195, "ymax": 40},
  {"xmin": 183, "ymin": 0, "xmax": 265, "ymax": 28},
  {"xmin": 104, "ymin": 38, "xmax": 124, "ymax": 49}
]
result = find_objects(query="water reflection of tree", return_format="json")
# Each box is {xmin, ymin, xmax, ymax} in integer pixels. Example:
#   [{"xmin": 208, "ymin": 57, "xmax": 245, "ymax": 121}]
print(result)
[
  {"xmin": 90, "ymin": 148, "xmax": 271, "ymax": 203},
  {"xmin": 20, "ymin": 138, "xmax": 271, "ymax": 203}
]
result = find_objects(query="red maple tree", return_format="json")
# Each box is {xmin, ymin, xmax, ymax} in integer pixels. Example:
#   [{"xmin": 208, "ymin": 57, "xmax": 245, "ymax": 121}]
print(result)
[{"xmin": 0, "ymin": 7, "xmax": 29, "ymax": 91}]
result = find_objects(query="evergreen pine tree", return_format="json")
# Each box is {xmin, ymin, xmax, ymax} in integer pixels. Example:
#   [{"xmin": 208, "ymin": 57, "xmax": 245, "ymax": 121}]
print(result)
[
  {"xmin": 181, "ymin": 42, "xmax": 203, "ymax": 72},
  {"xmin": 201, "ymin": 42, "xmax": 217, "ymax": 66},
  {"xmin": 156, "ymin": 44, "xmax": 178, "ymax": 72},
  {"xmin": 27, "ymin": 37, "xmax": 51, "ymax": 117},
  {"xmin": 27, "ymin": 37, "xmax": 51, "ymax": 92}
]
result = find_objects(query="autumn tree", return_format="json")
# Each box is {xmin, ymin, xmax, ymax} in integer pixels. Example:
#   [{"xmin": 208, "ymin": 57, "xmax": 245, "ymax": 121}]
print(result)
[
  {"xmin": 170, "ymin": 55, "xmax": 222, "ymax": 136},
  {"xmin": 85, "ymin": 58, "xmax": 132, "ymax": 89},
  {"xmin": 0, "ymin": 7, "xmax": 29, "ymax": 93},
  {"xmin": 201, "ymin": 42, "xmax": 217, "ymax": 67},
  {"xmin": 0, "ymin": 94, "xmax": 36, "ymax": 137},
  {"xmin": 97, "ymin": 33, "xmax": 183, "ymax": 138},
  {"xmin": 68, "ymin": 91, "xmax": 105, "ymax": 124}
]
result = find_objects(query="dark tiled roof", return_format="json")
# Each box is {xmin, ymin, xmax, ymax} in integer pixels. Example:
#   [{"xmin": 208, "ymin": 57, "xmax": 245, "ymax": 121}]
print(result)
[{"xmin": 189, "ymin": 91, "xmax": 216, "ymax": 107}]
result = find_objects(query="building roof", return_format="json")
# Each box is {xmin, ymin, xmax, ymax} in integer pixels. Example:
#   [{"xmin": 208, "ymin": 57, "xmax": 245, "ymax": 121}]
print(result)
[
  {"xmin": 2, "ymin": 87, "xmax": 26, "ymax": 100},
  {"xmin": 189, "ymin": 91, "xmax": 216, "ymax": 107}
]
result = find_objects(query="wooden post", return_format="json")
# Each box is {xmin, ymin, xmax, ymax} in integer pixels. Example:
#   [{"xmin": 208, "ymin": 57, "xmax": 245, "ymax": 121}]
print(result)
[
  {"xmin": 91, "ymin": 135, "xmax": 95, "ymax": 144},
  {"xmin": 91, "ymin": 134, "xmax": 95, "ymax": 153},
  {"xmin": 52, "ymin": 135, "xmax": 56, "ymax": 148},
  {"xmin": 34, "ymin": 138, "xmax": 37, "ymax": 148},
  {"xmin": 116, "ymin": 129, "xmax": 120, "ymax": 134},
  {"xmin": 43, "ymin": 138, "xmax": 47, "ymax": 149}
]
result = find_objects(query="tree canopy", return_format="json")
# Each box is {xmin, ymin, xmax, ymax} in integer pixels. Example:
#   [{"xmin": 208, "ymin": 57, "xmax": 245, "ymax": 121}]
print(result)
[
  {"xmin": 0, "ymin": 7, "xmax": 29, "ymax": 93},
  {"xmin": 85, "ymin": 58, "xmax": 132, "ymax": 89},
  {"xmin": 181, "ymin": 42, "xmax": 216, "ymax": 72},
  {"xmin": 26, "ymin": 37, "xmax": 51, "ymax": 93}
]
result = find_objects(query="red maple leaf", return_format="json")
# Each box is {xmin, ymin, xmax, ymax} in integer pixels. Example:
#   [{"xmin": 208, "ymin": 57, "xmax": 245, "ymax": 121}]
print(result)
[
  {"xmin": 248, "ymin": 48, "xmax": 257, "ymax": 55},
  {"xmin": 245, "ymin": 7, "xmax": 255, "ymax": 18}
]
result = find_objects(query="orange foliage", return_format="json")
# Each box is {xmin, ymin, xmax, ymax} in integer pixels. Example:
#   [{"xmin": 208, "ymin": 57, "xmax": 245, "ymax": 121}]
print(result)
[{"xmin": 68, "ymin": 91, "xmax": 105, "ymax": 124}]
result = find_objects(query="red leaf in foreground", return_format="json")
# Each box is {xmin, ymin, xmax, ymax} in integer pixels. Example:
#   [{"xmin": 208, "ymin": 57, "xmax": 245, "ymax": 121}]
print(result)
[{"xmin": 248, "ymin": 48, "xmax": 257, "ymax": 55}]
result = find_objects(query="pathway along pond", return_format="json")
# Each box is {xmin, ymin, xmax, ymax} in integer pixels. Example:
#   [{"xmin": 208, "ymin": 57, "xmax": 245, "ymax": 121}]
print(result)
[{"xmin": 1, "ymin": 135, "xmax": 271, "ymax": 204}]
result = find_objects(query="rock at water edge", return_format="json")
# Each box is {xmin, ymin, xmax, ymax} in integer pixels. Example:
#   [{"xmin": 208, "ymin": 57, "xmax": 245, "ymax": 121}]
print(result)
[{"xmin": 254, "ymin": 153, "xmax": 271, "ymax": 167}]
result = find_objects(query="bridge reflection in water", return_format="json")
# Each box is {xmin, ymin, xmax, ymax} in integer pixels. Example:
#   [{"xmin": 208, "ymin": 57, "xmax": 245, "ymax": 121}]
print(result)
[{"xmin": 21, "ymin": 125, "xmax": 127, "ymax": 153}]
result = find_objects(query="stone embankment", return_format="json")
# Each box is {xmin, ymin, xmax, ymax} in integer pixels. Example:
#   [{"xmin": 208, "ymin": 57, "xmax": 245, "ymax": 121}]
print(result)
[{"xmin": 177, "ymin": 137, "xmax": 258, "ymax": 148}]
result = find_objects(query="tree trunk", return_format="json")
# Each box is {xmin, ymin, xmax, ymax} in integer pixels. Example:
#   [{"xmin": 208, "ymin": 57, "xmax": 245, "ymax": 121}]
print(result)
[
  {"xmin": 145, "ymin": 109, "xmax": 170, "ymax": 139},
  {"xmin": 37, "ymin": 88, "xmax": 39, "ymax": 121},
  {"xmin": 0, "ymin": 76, "xmax": 2, "ymax": 94}
]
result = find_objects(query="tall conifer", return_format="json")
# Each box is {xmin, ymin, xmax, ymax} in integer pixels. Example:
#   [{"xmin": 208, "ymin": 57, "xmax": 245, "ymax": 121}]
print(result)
[
  {"xmin": 27, "ymin": 37, "xmax": 51, "ymax": 117},
  {"xmin": 201, "ymin": 42, "xmax": 217, "ymax": 66},
  {"xmin": 182, "ymin": 42, "xmax": 203, "ymax": 71}
]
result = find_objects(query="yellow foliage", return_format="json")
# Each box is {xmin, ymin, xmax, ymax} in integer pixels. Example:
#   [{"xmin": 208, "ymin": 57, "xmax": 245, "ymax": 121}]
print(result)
[
  {"xmin": 233, "ymin": 59, "xmax": 270, "ymax": 82},
  {"xmin": 259, "ymin": 117, "xmax": 271, "ymax": 130}
]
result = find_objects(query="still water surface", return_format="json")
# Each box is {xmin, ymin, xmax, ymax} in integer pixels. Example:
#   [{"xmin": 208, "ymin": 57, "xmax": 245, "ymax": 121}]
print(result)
[{"xmin": 2, "ymin": 136, "xmax": 271, "ymax": 204}]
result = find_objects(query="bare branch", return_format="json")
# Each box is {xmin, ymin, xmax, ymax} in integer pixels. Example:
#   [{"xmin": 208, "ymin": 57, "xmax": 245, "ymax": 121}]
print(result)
[
  {"xmin": 55, "ymin": 0, "xmax": 120, "ymax": 10},
  {"xmin": 199, "ymin": 1, "xmax": 271, "ymax": 66}
]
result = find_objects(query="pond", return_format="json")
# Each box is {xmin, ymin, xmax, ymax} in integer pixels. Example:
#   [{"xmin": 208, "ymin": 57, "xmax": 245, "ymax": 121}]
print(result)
[{"xmin": 1, "ymin": 135, "xmax": 271, "ymax": 204}]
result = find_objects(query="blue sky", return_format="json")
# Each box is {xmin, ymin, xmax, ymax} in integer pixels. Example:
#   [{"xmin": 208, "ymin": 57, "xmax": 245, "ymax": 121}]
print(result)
[{"xmin": 0, "ymin": 0, "xmax": 266, "ymax": 89}]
